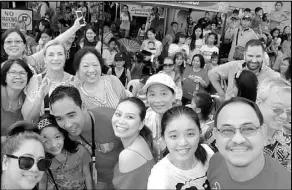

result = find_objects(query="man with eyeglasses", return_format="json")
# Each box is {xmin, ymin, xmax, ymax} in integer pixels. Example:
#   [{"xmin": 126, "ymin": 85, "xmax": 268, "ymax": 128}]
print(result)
[
  {"xmin": 257, "ymin": 77, "xmax": 291, "ymax": 171},
  {"xmin": 207, "ymin": 97, "xmax": 291, "ymax": 189}
]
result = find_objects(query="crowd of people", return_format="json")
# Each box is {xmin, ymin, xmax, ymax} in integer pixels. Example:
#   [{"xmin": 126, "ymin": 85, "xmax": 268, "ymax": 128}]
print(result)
[{"xmin": 1, "ymin": 1, "xmax": 291, "ymax": 190}]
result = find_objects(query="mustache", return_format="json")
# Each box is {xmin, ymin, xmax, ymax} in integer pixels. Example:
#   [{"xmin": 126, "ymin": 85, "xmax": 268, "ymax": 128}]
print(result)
[{"xmin": 226, "ymin": 143, "xmax": 252, "ymax": 150}]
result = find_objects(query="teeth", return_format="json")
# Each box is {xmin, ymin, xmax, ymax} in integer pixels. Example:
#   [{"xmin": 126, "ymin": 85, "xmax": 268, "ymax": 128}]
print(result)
[
  {"xmin": 177, "ymin": 149, "xmax": 189, "ymax": 154},
  {"xmin": 231, "ymin": 148, "xmax": 248, "ymax": 152},
  {"xmin": 25, "ymin": 176, "xmax": 36, "ymax": 180},
  {"xmin": 116, "ymin": 126, "xmax": 127, "ymax": 132}
]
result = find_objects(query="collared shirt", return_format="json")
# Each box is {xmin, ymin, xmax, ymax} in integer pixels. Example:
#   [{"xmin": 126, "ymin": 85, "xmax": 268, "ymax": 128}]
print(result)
[{"xmin": 208, "ymin": 60, "xmax": 280, "ymax": 100}]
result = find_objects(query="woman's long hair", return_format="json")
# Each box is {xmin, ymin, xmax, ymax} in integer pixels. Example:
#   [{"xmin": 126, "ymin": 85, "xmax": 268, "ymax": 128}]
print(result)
[
  {"xmin": 190, "ymin": 25, "xmax": 204, "ymax": 51},
  {"xmin": 161, "ymin": 106, "xmax": 208, "ymax": 165},
  {"xmin": 118, "ymin": 97, "xmax": 155, "ymax": 158}
]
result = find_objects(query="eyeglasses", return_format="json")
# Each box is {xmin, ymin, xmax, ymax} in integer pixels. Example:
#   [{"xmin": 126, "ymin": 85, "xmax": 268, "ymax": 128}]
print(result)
[
  {"xmin": 265, "ymin": 102, "xmax": 291, "ymax": 121},
  {"xmin": 7, "ymin": 70, "xmax": 27, "ymax": 78},
  {"xmin": 6, "ymin": 154, "xmax": 51, "ymax": 171},
  {"xmin": 163, "ymin": 64, "xmax": 174, "ymax": 67},
  {"xmin": 216, "ymin": 125, "xmax": 262, "ymax": 138},
  {"xmin": 4, "ymin": 40, "xmax": 24, "ymax": 45}
]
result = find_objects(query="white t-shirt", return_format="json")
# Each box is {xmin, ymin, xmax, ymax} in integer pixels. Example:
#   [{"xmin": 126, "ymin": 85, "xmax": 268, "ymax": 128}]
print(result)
[
  {"xmin": 147, "ymin": 144, "xmax": 214, "ymax": 189},
  {"xmin": 168, "ymin": 43, "xmax": 190, "ymax": 57},
  {"xmin": 189, "ymin": 39, "xmax": 205, "ymax": 59},
  {"xmin": 102, "ymin": 49, "xmax": 117, "ymax": 66},
  {"xmin": 200, "ymin": 45, "xmax": 219, "ymax": 63}
]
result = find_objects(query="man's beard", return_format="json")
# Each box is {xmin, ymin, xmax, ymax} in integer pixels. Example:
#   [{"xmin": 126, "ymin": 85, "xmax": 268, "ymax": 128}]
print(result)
[{"xmin": 246, "ymin": 60, "xmax": 263, "ymax": 71}]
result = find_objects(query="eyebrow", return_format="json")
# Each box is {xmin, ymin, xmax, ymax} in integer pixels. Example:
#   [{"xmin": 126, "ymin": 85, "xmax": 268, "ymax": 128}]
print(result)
[
  {"xmin": 66, "ymin": 111, "xmax": 76, "ymax": 115},
  {"xmin": 22, "ymin": 153, "xmax": 45, "ymax": 159},
  {"xmin": 221, "ymin": 122, "xmax": 256, "ymax": 127},
  {"xmin": 116, "ymin": 110, "xmax": 137, "ymax": 116}
]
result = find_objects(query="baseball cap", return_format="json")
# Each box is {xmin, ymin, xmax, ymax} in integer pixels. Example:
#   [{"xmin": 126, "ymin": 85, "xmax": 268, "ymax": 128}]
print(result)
[
  {"xmin": 141, "ymin": 50, "xmax": 152, "ymax": 56},
  {"xmin": 242, "ymin": 15, "xmax": 252, "ymax": 21},
  {"xmin": 114, "ymin": 52, "xmax": 125, "ymax": 61},
  {"xmin": 142, "ymin": 73, "xmax": 176, "ymax": 94}
]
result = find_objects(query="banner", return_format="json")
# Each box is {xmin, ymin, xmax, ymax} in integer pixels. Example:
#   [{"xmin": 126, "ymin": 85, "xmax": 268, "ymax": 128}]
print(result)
[
  {"xmin": 122, "ymin": 4, "xmax": 165, "ymax": 18},
  {"xmin": 1, "ymin": 9, "xmax": 33, "ymax": 30}
]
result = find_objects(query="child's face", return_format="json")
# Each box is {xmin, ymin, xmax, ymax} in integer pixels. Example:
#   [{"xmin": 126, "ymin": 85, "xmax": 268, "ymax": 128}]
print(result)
[
  {"xmin": 211, "ymin": 58, "xmax": 218, "ymax": 66},
  {"xmin": 208, "ymin": 34, "xmax": 215, "ymax": 44},
  {"xmin": 273, "ymin": 30, "xmax": 279, "ymax": 37},
  {"xmin": 149, "ymin": 42, "xmax": 155, "ymax": 48},
  {"xmin": 40, "ymin": 127, "xmax": 65, "ymax": 156},
  {"xmin": 175, "ymin": 55, "xmax": 183, "ymax": 66},
  {"xmin": 179, "ymin": 37, "xmax": 186, "ymax": 44},
  {"xmin": 284, "ymin": 27, "xmax": 291, "ymax": 34},
  {"xmin": 109, "ymin": 41, "xmax": 116, "ymax": 49}
]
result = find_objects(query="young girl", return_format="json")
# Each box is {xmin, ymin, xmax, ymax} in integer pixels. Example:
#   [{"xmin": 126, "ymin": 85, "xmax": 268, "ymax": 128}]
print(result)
[
  {"xmin": 120, "ymin": 5, "xmax": 131, "ymax": 38},
  {"xmin": 267, "ymin": 28, "xmax": 282, "ymax": 57},
  {"xmin": 37, "ymin": 114, "xmax": 93, "ymax": 190},
  {"xmin": 132, "ymin": 75, "xmax": 150, "ymax": 107},
  {"xmin": 189, "ymin": 25, "xmax": 205, "ymax": 59},
  {"xmin": 206, "ymin": 52, "xmax": 219, "ymax": 71},
  {"xmin": 200, "ymin": 32, "xmax": 219, "ymax": 64},
  {"xmin": 36, "ymin": 29, "xmax": 54, "ymax": 52},
  {"xmin": 147, "ymin": 106, "xmax": 214, "ymax": 189},
  {"xmin": 108, "ymin": 52, "xmax": 131, "ymax": 87},
  {"xmin": 137, "ymin": 24, "xmax": 147, "ymax": 43}
]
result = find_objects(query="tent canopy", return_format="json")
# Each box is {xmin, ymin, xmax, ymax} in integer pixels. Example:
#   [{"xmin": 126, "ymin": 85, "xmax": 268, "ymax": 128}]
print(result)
[{"xmin": 125, "ymin": 2, "xmax": 229, "ymax": 13}]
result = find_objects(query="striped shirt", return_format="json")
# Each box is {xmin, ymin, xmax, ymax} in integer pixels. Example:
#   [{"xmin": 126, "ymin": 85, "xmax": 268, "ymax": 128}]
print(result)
[{"xmin": 79, "ymin": 75, "xmax": 127, "ymax": 109}]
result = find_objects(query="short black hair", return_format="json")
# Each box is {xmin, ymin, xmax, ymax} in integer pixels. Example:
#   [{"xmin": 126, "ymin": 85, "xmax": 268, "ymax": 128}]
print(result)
[
  {"xmin": 245, "ymin": 39, "xmax": 265, "ymax": 52},
  {"xmin": 255, "ymin": 7, "xmax": 263, "ymax": 14},
  {"xmin": 244, "ymin": 8, "xmax": 251, "ymax": 12},
  {"xmin": 49, "ymin": 85, "xmax": 83, "ymax": 108},
  {"xmin": 1, "ymin": 59, "xmax": 33, "ymax": 86},
  {"xmin": 171, "ymin": 22, "xmax": 178, "ymax": 26},
  {"xmin": 233, "ymin": 9, "xmax": 239, "ymax": 15},
  {"xmin": 214, "ymin": 97, "xmax": 264, "ymax": 128},
  {"xmin": 1, "ymin": 28, "xmax": 27, "ymax": 46},
  {"xmin": 73, "ymin": 47, "xmax": 104, "ymax": 73}
]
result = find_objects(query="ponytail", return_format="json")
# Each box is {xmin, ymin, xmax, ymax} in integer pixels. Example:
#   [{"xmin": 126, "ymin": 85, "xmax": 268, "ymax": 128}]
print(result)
[
  {"xmin": 195, "ymin": 143, "xmax": 207, "ymax": 165},
  {"xmin": 139, "ymin": 126, "xmax": 156, "ymax": 159}
]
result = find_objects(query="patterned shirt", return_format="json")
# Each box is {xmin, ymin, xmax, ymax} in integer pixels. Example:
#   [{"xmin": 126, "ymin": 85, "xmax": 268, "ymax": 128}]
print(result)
[{"xmin": 264, "ymin": 130, "xmax": 291, "ymax": 171}]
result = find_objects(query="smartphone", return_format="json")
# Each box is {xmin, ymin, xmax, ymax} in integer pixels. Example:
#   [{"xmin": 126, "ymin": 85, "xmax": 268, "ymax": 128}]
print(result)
[{"xmin": 75, "ymin": 11, "xmax": 86, "ymax": 26}]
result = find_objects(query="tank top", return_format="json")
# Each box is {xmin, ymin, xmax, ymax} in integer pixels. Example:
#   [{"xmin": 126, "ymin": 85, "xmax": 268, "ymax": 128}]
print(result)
[
  {"xmin": 112, "ymin": 67, "xmax": 127, "ymax": 86},
  {"xmin": 113, "ymin": 149, "xmax": 155, "ymax": 189}
]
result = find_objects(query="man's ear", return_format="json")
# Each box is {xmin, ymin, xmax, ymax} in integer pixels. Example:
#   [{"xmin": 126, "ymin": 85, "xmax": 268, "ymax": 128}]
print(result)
[{"xmin": 195, "ymin": 108, "xmax": 201, "ymax": 114}]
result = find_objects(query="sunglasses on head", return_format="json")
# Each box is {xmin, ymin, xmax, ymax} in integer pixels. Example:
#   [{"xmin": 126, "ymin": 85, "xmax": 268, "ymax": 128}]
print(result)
[{"xmin": 6, "ymin": 154, "xmax": 51, "ymax": 171}]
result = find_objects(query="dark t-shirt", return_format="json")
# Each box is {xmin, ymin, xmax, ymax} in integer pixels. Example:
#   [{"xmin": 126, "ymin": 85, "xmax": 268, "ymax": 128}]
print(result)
[
  {"xmin": 64, "ymin": 42, "xmax": 80, "ymax": 75},
  {"xmin": 207, "ymin": 152, "xmax": 291, "ymax": 189},
  {"xmin": 75, "ymin": 107, "xmax": 123, "ymax": 183}
]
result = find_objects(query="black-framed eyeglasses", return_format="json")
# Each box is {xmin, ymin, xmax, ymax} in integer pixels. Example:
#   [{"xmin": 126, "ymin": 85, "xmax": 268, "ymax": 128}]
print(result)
[
  {"xmin": 216, "ymin": 125, "xmax": 262, "ymax": 138},
  {"xmin": 6, "ymin": 154, "xmax": 51, "ymax": 171}
]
